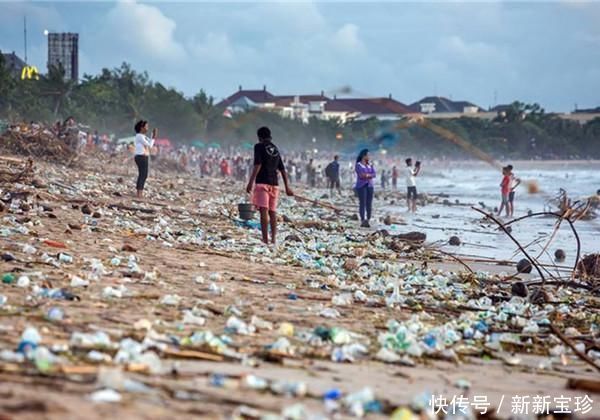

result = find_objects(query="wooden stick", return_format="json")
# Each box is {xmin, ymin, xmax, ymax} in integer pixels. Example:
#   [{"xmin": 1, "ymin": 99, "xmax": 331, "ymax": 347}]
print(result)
[
  {"xmin": 294, "ymin": 194, "xmax": 341, "ymax": 212},
  {"xmin": 108, "ymin": 203, "xmax": 156, "ymax": 214},
  {"xmin": 473, "ymin": 207, "xmax": 547, "ymax": 282},
  {"xmin": 567, "ymin": 378, "xmax": 600, "ymax": 393},
  {"xmin": 549, "ymin": 323, "xmax": 600, "ymax": 372},
  {"xmin": 162, "ymin": 348, "xmax": 224, "ymax": 362}
]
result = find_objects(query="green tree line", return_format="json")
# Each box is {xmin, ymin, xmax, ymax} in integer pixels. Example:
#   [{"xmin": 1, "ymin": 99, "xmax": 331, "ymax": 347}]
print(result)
[{"xmin": 1, "ymin": 56, "xmax": 599, "ymax": 159}]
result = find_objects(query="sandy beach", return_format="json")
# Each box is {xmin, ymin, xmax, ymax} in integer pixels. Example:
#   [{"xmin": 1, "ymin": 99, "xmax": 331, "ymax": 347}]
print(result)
[{"xmin": 0, "ymin": 153, "xmax": 599, "ymax": 419}]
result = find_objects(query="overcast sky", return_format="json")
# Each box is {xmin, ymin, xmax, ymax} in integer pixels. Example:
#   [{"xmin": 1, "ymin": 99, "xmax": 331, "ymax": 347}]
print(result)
[{"xmin": 1, "ymin": 1, "xmax": 599, "ymax": 111}]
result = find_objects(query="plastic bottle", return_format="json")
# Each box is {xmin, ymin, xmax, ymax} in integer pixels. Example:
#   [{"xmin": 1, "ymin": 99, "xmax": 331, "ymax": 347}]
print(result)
[
  {"xmin": 423, "ymin": 333, "xmax": 437, "ymax": 349},
  {"xmin": 270, "ymin": 380, "xmax": 307, "ymax": 397},
  {"xmin": 138, "ymin": 351, "xmax": 162, "ymax": 374},
  {"xmin": 209, "ymin": 373, "xmax": 239, "ymax": 389},
  {"xmin": 70, "ymin": 276, "xmax": 89, "ymax": 288},
  {"xmin": 22, "ymin": 244, "xmax": 37, "ymax": 254},
  {"xmin": 324, "ymin": 388, "xmax": 343, "ymax": 413},
  {"xmin": 57, "ymin": 252, "xmax": 73, "ymax": 263},
  {"xmin": 0, "ymin": 295, "xmax": 7, "ymax": 306},
  {"xmin": 242, "ymin": 374, "xmax": 268, "ymax": 391},
  {"xmin": 344, "ymin": 388, "xmax": 376, "ymax": 417},
  {"xmin": 250, "ymin": 315, "xmax": 273, "ymax": 331},
  {"xmin": 209, "ymin": 272, "xmax": 222, "ymax": 281},
  {"xmin": 332, "ymin": 293, "xmax": 353, "ymax": 306},
  {"xmin": 323, "ymin": 388, "xmax": 342, "ymax": 400},
  {"xmin": 319, "ymin": 308, "xmax": 340, "ymax": 318},
  {"xmin": 33, "ymin": 346, "xmax": 54, "ymax": 372},
  {"xmin": 278, "ymin": 322, "xmax": 295, "ymax": 337},
  {"xmin": 18, "ymin": 326, "xmax": 42, "ymax": 356},
  {"xmin": 354, "ymin": 290, "xmax": 368, "ymax": 302},
  {"xmin": 17, "ymin": 275, "xmax": 30, "ymax": 288},
  {"xmin": 2, "ymin": 273, "xmax": 15, "ymax": 284},
  {"xmin": 225, "ymin": 316, "xmax": 253, "ymax": 335},
  {"xmin": 89, "ymin": 388, "xmax": 122, "ymax": 403},
  {"xmin": 330, "ymin": 327, "xmax": 351, "ymax": 345},
  {"xmin": 103, "ymin": 286, "xmax": 124, "ymax": 299},
  {"xmin": 267, "ymin": 337, "xmax": 293, "ymax": 354},
  {"xmin": 160, "ymin": 294, "xmax": 181, "ymax": 306},
  {"xmin": 208, "ymin": 282, "xmax": 223, "ymax": 295},
  {"xmin": 331, "ymin": 343, "xmax": 367, "ymax": 362},
  {"xmin": 46, "ymin": 307, "xmax": 64, "ymax": 322}
]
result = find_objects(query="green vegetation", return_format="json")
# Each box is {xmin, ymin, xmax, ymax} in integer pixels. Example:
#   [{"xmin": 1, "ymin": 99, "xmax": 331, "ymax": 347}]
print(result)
[{"xmin": 1, "ymin": 57, "xmax": 599, "ymax": 159}]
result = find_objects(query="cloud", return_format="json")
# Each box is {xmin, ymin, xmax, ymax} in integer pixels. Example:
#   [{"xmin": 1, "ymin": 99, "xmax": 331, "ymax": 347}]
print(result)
[
  {"xmin": 189, "ymin": 33, "xmax": 235, "ymax": 64},
  {"xmin": 438, "ymin": 35, "xmax": 508, "ymax": 64},
  {"xmin": 104, "ymin": 0, "xmax": 185, "ymax": 62},
  {"xmin": 251, "ymin": 2, "xmax": 327, "ymax": 34},
  {"xmin": 331, "ymin": 24, "xmax": 365, "ymax": 54},
  {"xmin": 2, "ymin": 1, "xmax": 598, "ymax": 110}
]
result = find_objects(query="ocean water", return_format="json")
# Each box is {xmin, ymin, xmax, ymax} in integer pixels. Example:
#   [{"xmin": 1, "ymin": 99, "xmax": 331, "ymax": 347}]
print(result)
[{"xmin": 383, "ymin": 161, "xmax": 600, "ymax": 270}]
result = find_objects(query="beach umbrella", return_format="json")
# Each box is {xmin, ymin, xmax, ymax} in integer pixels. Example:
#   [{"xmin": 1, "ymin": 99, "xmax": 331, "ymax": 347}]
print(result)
[
  {"xmin": 241, "ymin": 142, "xmax": 253, "ymax": 150},
  {"xmin": 117, "ymin": 136, "xmax": 135, "ymax": 145},
  {"xmin": 208, "ymin": 142, "xmax": 221, "ymax": 149},
  {"xmin": 191, "ymin": 140, "xmax": 206, "ymax": 148}
]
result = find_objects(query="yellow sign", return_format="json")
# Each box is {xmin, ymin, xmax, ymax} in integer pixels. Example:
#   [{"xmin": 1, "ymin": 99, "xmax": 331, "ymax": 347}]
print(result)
[{"xmin": 21, "ymin": 65, "xmax": 40, "ymax": 80}]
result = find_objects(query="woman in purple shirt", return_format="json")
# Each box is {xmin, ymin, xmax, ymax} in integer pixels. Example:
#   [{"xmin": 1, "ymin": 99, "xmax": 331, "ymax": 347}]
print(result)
[{"xmin": 355, "ymin": 149, "xmax": 376, "ymax": 227}]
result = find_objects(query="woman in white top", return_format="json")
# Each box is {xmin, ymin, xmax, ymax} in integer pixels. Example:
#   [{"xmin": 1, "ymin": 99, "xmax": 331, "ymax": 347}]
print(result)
[{"xmin": 133, "ymin": 120, "xmax": 157, "ymax": 199}]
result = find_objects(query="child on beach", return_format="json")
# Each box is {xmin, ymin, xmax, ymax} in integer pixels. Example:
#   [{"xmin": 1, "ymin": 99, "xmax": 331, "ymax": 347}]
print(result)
[
  {"xmin": 246, "ymin": 126, "xmax": 294, "ymax": 247},
  {"xmin": 405, "ymin": 158, "xmax": 420, "ymax": 213},
  {"xmin": 497, "ymin": 166, "xmax": 511, "ymax": 217}
]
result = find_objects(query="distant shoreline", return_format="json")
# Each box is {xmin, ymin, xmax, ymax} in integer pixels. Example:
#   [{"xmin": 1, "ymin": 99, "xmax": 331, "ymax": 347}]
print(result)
[{"xmin": 404, "ymin": 159, "xmax": 600, "ymax": 167}]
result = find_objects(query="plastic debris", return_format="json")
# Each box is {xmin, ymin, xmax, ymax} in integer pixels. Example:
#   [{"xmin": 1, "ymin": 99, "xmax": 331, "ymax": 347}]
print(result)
[
  {"xmin": 89, "ymin": 389, "xmax": 122, "ymax": 403},
  {"xmin": 46, "ymin": 307, "xmax": 64, "ymax": 322}
]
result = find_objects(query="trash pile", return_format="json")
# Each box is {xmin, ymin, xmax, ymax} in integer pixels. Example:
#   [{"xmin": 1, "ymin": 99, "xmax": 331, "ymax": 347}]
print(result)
[
  {"xmin": 0, "ymin": 122, "xmax": 77, "ymax": 163},
  {"xmin": 0, "ymin": 156, "xmax": 36, "ymax": 186},
  {"xmin": 0, "ymin": 155, "xmax": 599, "ymax": 418}
]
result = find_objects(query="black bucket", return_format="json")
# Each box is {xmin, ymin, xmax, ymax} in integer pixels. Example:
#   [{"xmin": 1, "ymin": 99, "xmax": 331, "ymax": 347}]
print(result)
[{"xmin": 238, "ymin": 203, "xmax": 256, "ymax": 221}]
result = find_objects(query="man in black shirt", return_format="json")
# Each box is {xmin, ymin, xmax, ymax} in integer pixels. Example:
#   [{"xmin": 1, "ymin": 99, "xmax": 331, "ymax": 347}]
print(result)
[
  {"xmin": 325, "ymin": 155, "xmax": 341, "ymax": 195},
  {"xmin": 246, "ymin": 126, "xmax": 293, "ymax": 246}
]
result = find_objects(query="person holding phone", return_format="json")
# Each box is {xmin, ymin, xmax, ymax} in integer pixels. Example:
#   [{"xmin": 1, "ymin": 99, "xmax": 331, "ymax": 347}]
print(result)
[
  {"xmin": 406, "ymin": 158, "xmax": 421, "ymax": 213},
  {"xmin": 133, "ymin": 120, "xmax": 157, "ymax": 199}
]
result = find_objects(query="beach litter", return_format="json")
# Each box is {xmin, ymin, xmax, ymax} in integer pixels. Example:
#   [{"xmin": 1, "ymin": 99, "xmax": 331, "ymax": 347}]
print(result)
[{"xmin": 0, "ymin": 151, "xmax": 598, "ymax": 418}]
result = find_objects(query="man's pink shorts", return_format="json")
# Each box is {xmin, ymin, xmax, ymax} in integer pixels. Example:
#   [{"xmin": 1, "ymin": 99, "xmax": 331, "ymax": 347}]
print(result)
[{"xmin": 252, "ymin": 184, "xmax": 280, "ymax": 212}]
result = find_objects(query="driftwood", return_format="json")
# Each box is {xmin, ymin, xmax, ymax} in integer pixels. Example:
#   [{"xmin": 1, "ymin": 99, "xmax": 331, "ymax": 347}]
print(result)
[
  {"xmin": 161, "ymin": 348, "xmax": 223, "ymax": 362},
  {"xmin": 549, "ymin": 323, "xmax": 600, "ymax": 373},
  {"xmin": 108, "ymin": 203, "xmax": 156, "ymax": 214},
  {"xmin": 567, "ymin": 378, "xmax": 600, "ymax": 393},
  {"xmin": 294, "ymin": 194, "xmax": 341, "ymax": 213}
]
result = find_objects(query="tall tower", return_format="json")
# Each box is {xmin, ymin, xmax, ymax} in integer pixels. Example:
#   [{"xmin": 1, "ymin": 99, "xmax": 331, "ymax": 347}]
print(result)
[{"xmin": 47, "ymin": 32, "xmax": 79, "ymax": 81}]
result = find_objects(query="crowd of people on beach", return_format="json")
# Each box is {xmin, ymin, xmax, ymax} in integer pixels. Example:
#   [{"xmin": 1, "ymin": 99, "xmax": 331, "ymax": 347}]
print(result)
[
  {"xmin": 128, "ymin": 121, "xmax": 441, "ymax": 246},
  {"xmin": 128, "ymin": 121, "xmax": 537, "ymax": 243},
  {"xmin": 9, "ymin": 118, "xmax": 600, "ymax": 246},
  {"xmin": 29, "ymin": 117, "xmax": 534, "ymax": 234}
]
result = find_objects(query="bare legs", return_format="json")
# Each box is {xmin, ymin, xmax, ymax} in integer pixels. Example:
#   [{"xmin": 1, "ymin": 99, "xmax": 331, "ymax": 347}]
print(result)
[
  {"xmin": 258, "ymin": 208, "xmax": 278, "ymax": 244},
  {"xmin": 497, "ymin": 199, "xmax": 509, "ymax": 217},
  {"xmin": 269, "ymin": 211, "xmax": 277, "ymax": 244}
]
